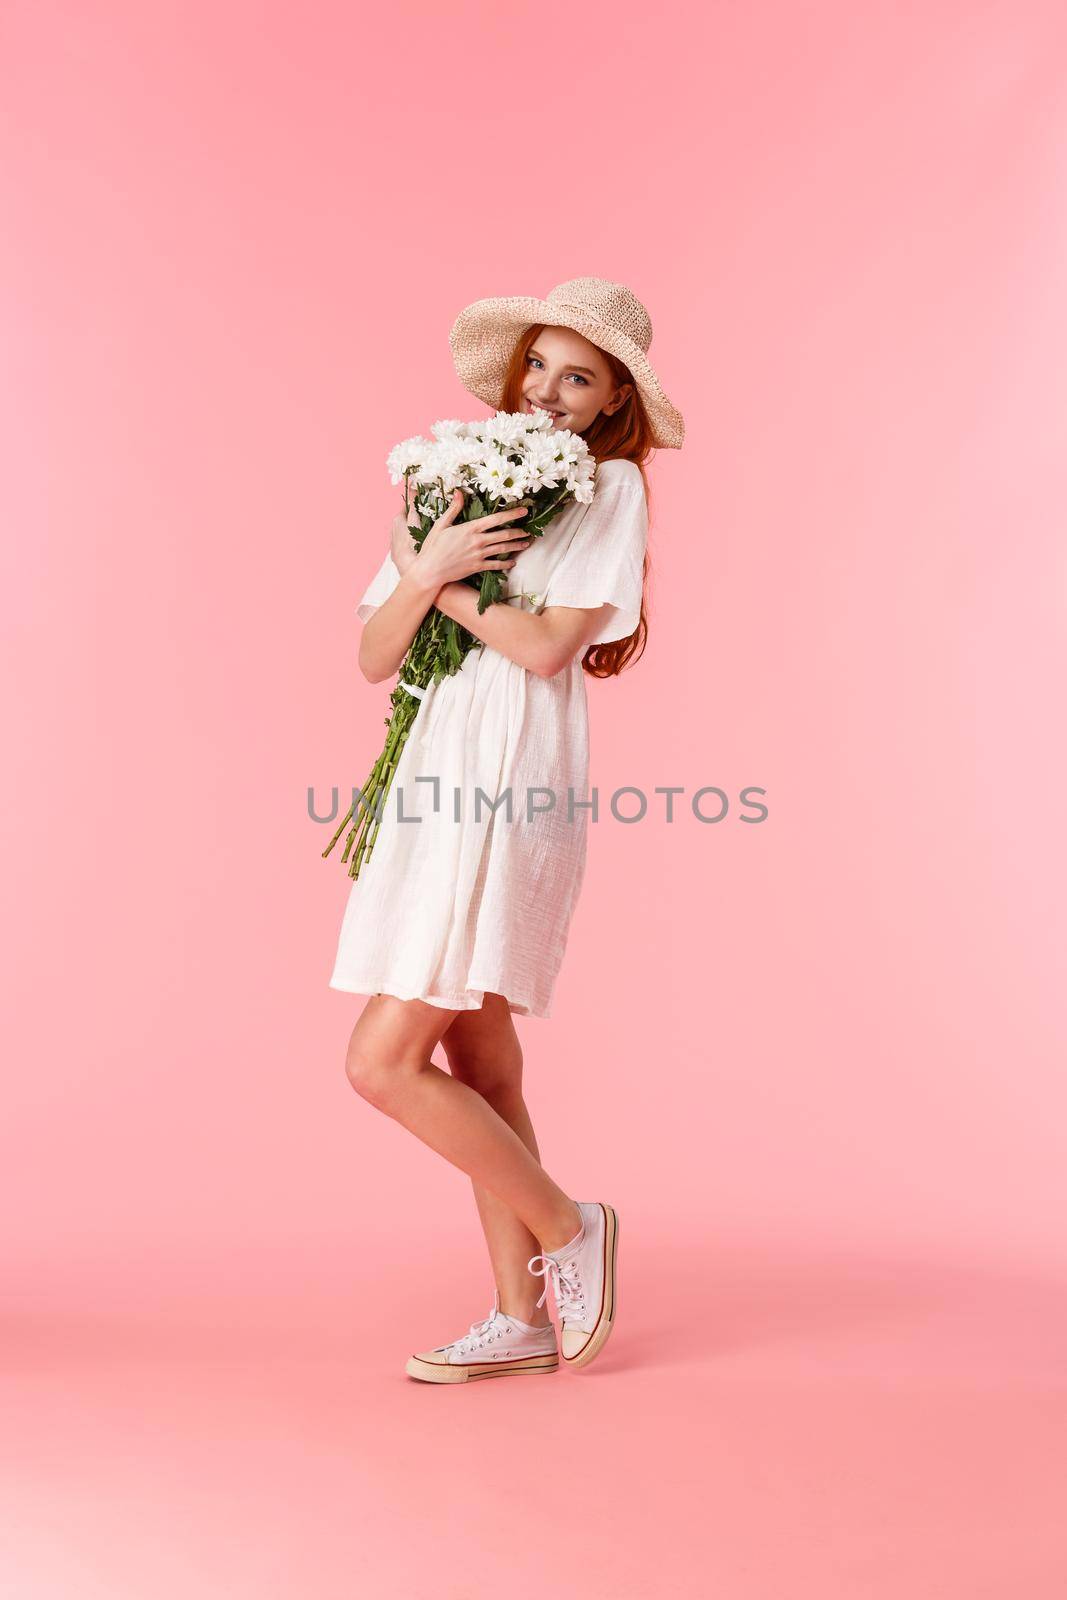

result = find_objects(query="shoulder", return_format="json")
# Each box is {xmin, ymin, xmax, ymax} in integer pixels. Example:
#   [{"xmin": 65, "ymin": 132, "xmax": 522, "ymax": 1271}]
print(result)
[
  {"xmin": 594, "ymin": 457, "xmax": 646, "ymax": 498},
  {"xmin": 596, "ymin": 456, "xmax": 643, "ymax": 483}
]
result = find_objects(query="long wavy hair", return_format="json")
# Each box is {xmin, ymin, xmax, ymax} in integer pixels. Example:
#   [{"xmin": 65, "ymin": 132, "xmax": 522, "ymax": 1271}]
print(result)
[{"xmin": 498, "ymin": 323, "xmax": 657, "ymax": 679}]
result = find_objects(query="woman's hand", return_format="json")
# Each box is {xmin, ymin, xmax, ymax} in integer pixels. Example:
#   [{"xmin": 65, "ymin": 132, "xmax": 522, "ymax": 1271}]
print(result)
[
  {"xmin": 408, "ymin": 488, "xmax": 533, "ymax": 592},
  {"xmin": 389, "ymin": 503, "xmax": 420, "ymax": 577}
]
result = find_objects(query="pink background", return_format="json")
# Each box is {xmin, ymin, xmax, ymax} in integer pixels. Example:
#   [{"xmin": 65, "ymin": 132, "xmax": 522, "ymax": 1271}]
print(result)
[{"xmin": 4, "ymin": 2, "xmax": 1066, "ymax": 1595}]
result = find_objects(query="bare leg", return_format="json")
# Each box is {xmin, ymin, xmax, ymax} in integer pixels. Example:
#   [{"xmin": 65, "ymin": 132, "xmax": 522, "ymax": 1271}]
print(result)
[
  {"xmin": 440, "ymin": 994, "xmax": 552, "ymax": 1326},
  {"xmin": 345, "ymin": 993, "xmax": 582, "ymax": 1254}
]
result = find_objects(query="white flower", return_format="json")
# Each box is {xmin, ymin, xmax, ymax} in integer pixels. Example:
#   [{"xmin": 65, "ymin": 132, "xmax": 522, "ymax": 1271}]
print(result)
[
  {"xmin": 484, "ymin": 411, "xmax": 529, "ymax": 449},
  {"xmin": 474, "ymin": 449, "xmax": 524, "ymax": 500},
  {"xmin": 434, "ymin": 436, "xmax": 483, "ymax": 488},
  {"xmin": 430, "ymin": 418, "xmax": 469, "ymax": 441},
  {"xmin": 409, "ymin": 441, "xmax": 448, "ymax": 487},
  {"xmin": 524, "ymin": 433, "xmax": 566, "ymax": 489},
  {"xmin": 386, "ymin": 436, "xmax": 433, "ymax": 483},
  {"xmin": 524, "ymin": 408, "xmax": 556, "ymax": 432},
  {"xmin": 389, "ymin": 408, "xmax": 595, "ymax": 517},
  {"xmin": 524, "ymin": 432, "xmax": 560, "ymax": 466},
  {"xmin": 504, "ymin": 460, "xmax": 533, "ymax": 497},
  {"xmin": 571, "ymin": 458, "xmax": 597, "ymax": 502},
  {"xmin": 551, "ymin": 432, "xmax": 585, "ymax": 468}
]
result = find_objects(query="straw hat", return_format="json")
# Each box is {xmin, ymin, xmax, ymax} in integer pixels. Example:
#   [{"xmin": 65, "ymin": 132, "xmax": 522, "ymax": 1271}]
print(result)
[{"xmin": 449, "ymin": 276, "xmax": 685, "ymax": 450}]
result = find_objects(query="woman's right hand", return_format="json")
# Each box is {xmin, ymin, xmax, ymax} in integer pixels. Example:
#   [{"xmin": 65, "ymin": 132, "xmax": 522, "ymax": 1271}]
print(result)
[{"xmin": 410, "ymin": 488, "xmax": 533, "ymax": 591}]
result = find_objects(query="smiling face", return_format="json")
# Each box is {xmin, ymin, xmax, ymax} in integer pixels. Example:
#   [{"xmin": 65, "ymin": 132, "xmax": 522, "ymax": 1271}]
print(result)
[{"xmin": 519, "ymin": 324, "xmax": 634, "ymax": 436}]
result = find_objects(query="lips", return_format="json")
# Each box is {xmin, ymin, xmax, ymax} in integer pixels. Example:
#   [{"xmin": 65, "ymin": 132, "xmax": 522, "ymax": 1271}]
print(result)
[{"xmin": 525, "ymin": 401, "xmax": 565, "ymax": 419}]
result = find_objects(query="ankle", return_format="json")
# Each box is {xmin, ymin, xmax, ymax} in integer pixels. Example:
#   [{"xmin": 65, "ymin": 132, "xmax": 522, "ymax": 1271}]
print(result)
[
  {"xmin": 498, "ymin": 1281, "xmax": 552, "ymax": 1326},
  {"xmin": 539, "ymin": 1200, "xmax": 583, "ymax": 1256},
  {"xmin": 501, "ymin": 1296, "xmax": 552, "ymax": 1327}
]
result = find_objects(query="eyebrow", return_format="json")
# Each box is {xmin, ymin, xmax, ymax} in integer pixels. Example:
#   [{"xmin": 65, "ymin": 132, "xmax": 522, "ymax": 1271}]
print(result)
[{"xmin": 529, "ymin": 347, "xmax": 599, "ymax": 377}]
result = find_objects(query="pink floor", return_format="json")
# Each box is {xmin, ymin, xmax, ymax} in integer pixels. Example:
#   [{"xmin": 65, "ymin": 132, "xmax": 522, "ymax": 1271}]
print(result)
[{"xmin": 7, "ymin": 1234, "xmax": 1065, "ymax": 1598}]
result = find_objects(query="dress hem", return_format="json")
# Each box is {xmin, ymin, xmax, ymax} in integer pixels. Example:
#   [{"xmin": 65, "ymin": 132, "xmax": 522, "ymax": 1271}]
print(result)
[{"xmin": 328, "ymin": 974, "xmax": 550, "ymax": 1020}]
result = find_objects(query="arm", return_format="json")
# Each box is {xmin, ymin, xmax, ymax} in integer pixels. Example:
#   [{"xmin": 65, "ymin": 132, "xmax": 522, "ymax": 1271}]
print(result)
[
  {"xmin": 358, "ymin": 565, "xmax": 444, "ymax": 685},
  {"xmin": 431, "ymin": 583, "xmax": 615, "ymax": 678},
  {"xmin": 359, "ymin": 493, "xmax": 535, "ymax": 683},
  {"xmin": 439, "ymin": 459, "xmax": 648, "ymax": 674},
  {"xmin": 359, "ymin": 558, "xmax": 608, "ymax": 683}
]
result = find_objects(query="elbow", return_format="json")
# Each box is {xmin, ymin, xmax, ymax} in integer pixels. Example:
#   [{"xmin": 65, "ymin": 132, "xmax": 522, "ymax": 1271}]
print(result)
[
  {"xmin": 357, "ymin": 648, "xmax": 391, "ymax": 686},
  {"xmin": 534, "ymin": 651, "xmax": 570, "ymax": 680},
  {"xmin": 358, "ymin": 616, "xmax": 395, "ymax": 684}
]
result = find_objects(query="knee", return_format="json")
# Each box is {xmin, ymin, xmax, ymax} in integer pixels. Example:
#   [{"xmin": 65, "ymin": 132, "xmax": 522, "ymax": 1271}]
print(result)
[
  {"xmin": 446, "ymin": 1046, "xmax": 523, "ymax": 1104},
  {"xmin": 345, "ymin": 1043, "xmax": 420, "ymax": 1112}
]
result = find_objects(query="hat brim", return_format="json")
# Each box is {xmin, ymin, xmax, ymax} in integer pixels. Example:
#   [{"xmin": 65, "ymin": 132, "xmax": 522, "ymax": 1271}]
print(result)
[{"xmin": 448, "ymin": 294, "xmax": 685, "ymax": 450}]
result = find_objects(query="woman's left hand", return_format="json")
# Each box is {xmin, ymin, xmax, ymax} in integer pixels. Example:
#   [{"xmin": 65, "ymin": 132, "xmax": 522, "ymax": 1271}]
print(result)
[{"xmin": 389, "ymin": 505, "xmax": 420, "ymax": 576}]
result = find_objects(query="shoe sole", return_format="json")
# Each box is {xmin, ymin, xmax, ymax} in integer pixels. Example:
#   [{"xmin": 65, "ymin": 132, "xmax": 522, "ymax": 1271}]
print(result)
[
  {"xmin": 563, "ymin": 1203, "xmax": 618, "ymax": 1370},
  {"xmin": 405, "ymin": 1353, "xmax": 559, "ymax": 1384}
]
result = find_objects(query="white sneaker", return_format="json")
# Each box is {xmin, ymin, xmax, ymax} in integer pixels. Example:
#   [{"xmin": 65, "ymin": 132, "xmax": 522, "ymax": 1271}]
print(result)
[
  {"xmin": 527, "ymin": 1201, "xmax": 619, "ymax": 1368},
  {"xmin": 405, "ymin": 1289, "xmax": 559, "ymax": 1384}
]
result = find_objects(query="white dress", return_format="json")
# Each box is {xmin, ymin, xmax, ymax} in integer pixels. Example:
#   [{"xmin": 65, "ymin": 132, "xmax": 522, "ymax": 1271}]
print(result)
[{"xmin": 328, "ymin": 456, "xmax": 649, "ymax": 1019}]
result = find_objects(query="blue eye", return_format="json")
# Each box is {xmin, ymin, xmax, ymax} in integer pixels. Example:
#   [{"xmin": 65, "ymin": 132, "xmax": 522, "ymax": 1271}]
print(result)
[{"xmin": 526, "ymin": 356, "xmax": 588, "ymax": 385}]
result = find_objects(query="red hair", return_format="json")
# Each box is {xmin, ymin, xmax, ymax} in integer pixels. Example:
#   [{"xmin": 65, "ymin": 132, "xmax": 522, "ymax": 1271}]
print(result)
[{"xmin": 498, "ymin": 324, "xmax": 657, "ymax": 679}]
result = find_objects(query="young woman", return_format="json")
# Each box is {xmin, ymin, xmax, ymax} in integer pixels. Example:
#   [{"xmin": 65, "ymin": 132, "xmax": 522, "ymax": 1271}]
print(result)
[{"xmin": 329, "ymin": 278, "xmax": 685, "ymax": 1382}]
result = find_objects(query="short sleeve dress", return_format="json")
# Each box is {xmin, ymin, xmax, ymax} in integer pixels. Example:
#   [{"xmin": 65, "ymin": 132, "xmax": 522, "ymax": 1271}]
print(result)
[{"xmin": 328, "ymin": 456, "xmax": 648, "ymax": 1019}]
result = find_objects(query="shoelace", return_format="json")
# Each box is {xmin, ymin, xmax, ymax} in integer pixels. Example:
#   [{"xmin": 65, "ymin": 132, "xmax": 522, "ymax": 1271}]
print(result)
[
  {"xmin": 451, "ymin": 1306, "xmax": 504, "ymax": 1354},
  {"xmin": 527, "ymin": 1250, "xmax": 587, "ymax": 1319}
]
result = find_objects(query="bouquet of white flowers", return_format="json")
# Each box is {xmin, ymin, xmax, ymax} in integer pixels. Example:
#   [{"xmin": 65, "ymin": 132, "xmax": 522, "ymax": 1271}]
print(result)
[{"xmin": 323, "ymin": 410, "xmax": 596, "ymax": 879}]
